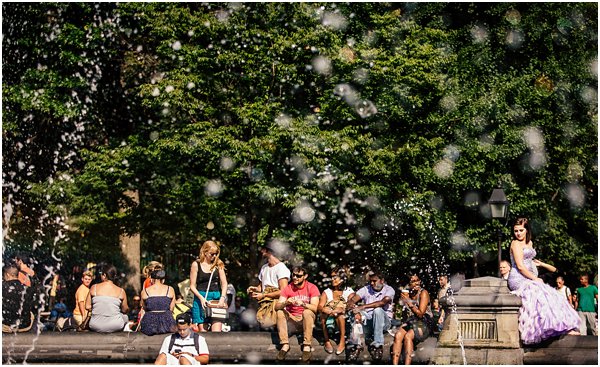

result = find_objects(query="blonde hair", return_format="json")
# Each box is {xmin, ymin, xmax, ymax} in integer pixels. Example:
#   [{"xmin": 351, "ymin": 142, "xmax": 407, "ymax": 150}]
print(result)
[
  {"xmin": 142, "ymin": 261, "xmax": 163, "ymax": 278},
  {"xmin": 82, "ymin": 270, "xmax": 93, "ymax": 278},
  {"xmin": 198, "ymin": 240, "xmax": 225, "ymax": 271}
]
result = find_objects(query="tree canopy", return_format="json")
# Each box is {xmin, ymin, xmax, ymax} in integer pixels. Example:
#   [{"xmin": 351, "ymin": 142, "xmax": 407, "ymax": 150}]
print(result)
[{"xmin": 2, "ymin": 2, "xmax": 597, "ymax": 290}]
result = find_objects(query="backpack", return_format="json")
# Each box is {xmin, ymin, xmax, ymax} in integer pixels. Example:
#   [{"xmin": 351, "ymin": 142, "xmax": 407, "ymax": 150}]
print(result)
[{"xmin": 168, "ymin": 332, "xmax": 200, "ymax": 354}]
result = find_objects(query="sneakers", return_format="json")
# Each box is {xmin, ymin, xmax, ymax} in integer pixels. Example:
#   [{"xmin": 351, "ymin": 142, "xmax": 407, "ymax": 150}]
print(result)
[
  {"xmin": 346, "ymin": 345, "xmax": 363, "ymax": 362},
  {"xmin": 369, "ymin": 344, "xmax": 383, "ymax": 362}
]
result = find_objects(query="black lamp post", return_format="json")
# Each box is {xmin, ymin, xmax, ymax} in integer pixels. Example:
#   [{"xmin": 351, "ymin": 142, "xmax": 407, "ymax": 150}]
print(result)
[{"xmin": 488, "ymin": 188, "xmax": 510, "ymax": 277}]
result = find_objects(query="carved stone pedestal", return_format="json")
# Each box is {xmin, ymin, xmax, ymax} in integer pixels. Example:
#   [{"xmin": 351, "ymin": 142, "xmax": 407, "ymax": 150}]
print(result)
[{"xmin": 433, "ymin": 276, "xmax": 523, "ymax": 365}]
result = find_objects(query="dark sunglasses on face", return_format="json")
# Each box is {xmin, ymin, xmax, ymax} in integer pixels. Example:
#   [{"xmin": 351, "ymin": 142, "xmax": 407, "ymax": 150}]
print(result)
[{"xmin": 292, "ymin": 273, "xmax": 305, "ymax": 278}]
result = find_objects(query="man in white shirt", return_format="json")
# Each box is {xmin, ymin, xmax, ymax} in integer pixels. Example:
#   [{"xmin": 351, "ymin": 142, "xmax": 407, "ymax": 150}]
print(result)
[
  {"xmin": 247, "ymin": 242, "xmax": 290, "ymax": 328},
  {"xmin": 155, "ymin": 313, "xmax": 209, "ymax": 365}
]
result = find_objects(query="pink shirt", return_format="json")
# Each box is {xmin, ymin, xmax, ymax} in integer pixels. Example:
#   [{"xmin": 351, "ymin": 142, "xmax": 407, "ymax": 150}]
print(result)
[{"xmin": 281, "ymin": 281, "xmax": 320, "ymax": 317}]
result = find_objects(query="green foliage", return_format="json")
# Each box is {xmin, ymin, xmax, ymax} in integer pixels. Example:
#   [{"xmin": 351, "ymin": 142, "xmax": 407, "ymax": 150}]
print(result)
[{"xmin": 3, "ymin": 3, "xmax": 597, "ymax": 289}]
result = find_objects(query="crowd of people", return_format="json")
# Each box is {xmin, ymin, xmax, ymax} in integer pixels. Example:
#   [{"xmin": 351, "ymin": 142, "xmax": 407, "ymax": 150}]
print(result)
[{"xmin": 2, "ymin": 218, "xmax": 598, "ymax": 364}]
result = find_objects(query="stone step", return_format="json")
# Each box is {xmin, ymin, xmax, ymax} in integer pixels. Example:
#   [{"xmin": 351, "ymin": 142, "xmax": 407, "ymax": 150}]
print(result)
[{"xmin": 1, "ymin": 330, "xmax": 436, "ymax": 364}]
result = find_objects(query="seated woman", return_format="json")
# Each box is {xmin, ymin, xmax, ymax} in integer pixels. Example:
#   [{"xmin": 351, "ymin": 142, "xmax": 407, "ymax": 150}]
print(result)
[
  {"xmin": 86, "ymin": 264, "xmax": 129, "ymax": 333},
  {"xmin": 140, "ymin": 268, "xmax": 176, "ymax": 336},
  {"xmin": 317, "ymin": 267, "xmax": 354, "ymax": 355},
  {"xmin": 507, "ymin": 217, "xmax": 579, "ymax": 344},
  {"xmin": 391, "ymin": 274, "xmax": 432, "ymax": 365}
]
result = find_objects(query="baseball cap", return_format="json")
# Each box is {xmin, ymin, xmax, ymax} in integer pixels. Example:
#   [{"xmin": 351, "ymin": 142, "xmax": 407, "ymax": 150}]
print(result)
[{"xmin": 176, "ymin": 313, "xmax": 192, "ymax": 324}]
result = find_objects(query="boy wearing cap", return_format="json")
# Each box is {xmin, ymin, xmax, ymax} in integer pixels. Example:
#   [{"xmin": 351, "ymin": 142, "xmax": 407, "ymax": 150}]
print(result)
[{"xmin": 155, "ymin": 313, "xmax": 210, "ymax": 365}]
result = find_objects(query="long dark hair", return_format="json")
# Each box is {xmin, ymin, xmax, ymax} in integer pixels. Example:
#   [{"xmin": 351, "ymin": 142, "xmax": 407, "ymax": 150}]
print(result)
[
  {"xmin": 98, "ymin": 264, "xmax": 118, "ymax": 282},
  {"xmin": 512, "ymin": 217, "xmax": 532, "ymax": 243}
]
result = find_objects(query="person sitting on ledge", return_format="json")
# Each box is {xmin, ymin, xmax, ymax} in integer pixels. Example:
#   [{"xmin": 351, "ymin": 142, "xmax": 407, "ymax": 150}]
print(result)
[
  {"xmin": 155, "ymin": 312, "xmax": 209, "ymax": 365},
  {"xmin": 507, "ymin": 217, "xmax": 579, "ymax": 344},
  {"xmin": 499, "ymin": 260, "xmax": 511, "ymax": 280},
  {"xmin": 2, "ymin": 263, "xmax": 35, "ymax": 333},
  {"xmin": 274, "ymin": 266, "xmax": 320, "ymax": 363}
]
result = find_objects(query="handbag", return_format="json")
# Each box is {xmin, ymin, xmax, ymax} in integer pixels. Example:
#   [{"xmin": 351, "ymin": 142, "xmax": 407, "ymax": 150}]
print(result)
[
  {"xmin": 206, "ymin": 300, "xmax": 229, "ymax": 320},
  {"xmin": 202, "ymin": 268, "xmax": 228, "ymax": 321},
  {"xmin": 255, "ymin": 286, "xmax": 279, "ymax": 328}
]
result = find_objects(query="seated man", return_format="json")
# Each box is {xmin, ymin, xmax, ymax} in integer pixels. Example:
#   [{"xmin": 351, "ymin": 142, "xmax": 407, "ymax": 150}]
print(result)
[
  {"xmin": 347, "ymin": 270, "xmax": 395, "ymax": 362},
  {"xmin": 155, "ymin": 313, "xmax": 209, "ymax": 365},
  {"xmin": 499, "ymin": 260, "xmax": 511, "ymax": 280},
  {"xmin": 274, "ymin": 266, "xmax": 320, "ymax": 363},
  {"xmin": 2, "ymin": 263, "xmax": 35, "ymax": 333}
]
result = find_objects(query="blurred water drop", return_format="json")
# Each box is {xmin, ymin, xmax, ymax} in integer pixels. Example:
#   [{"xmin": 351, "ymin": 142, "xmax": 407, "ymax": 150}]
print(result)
[
  {"xmin": 206, "ymin": 221, "xmax": 215, "ymax": 230},
  {"xmin": 433, "ymin": 158, "xmax": 454, "ymax": 179},
  {"xmin": 293, "ymin": 201, "xmax": 316, "ymax": 223},
  {"xmin": 523, "ymin": 126, "xmax": 545, "ymax": 150},
  {"xmin": 354, "ymin": 100, "xmax": 377, "ymax": 118},
  {"xmin": 172, "ymin": 40, "xmax": 182, "ymax": 50},
  {"xmin": 450, "ymin": 231, "xmax": 468, "ymax": 250},
  {"xmin": 470, "ymin": 24, "xmax": 489, "ymax": 44},
  {"xmin": 565, "ymin": 183, "xmax": 585, "ymax": 208},
  {"xmin": 312, "ymin": 55, "xmax": 332, "ymax": 75},
  {"xmin": 275, "ymin": 113, "xmax": 292, "ymax": 128},
  {"xmin": 580, "ymin": 86, "xmax": 597, "ymax": 105},
  {"xmin": 151, "ymin": 87, "xmax": 160, "ymax": 97},
  {"xmin": 505, "ymin": 29, "xmax": 524, "ymax": 49},
  {"xmin": 505, "ymin": 9, "xmax": 521, "ymax": 25},
  {"xmin": 321, "ymin": 11, "xmax": 348, "ymax": 30},
  {"xmin": 443, "ymin": 145, "xmax": 460, "ymax": 162},
  {"xmin": 220, "ymin": 156, "xmax": 235, "ymax": 171},
  {"xmin": 204, "ymin": 179, "xmax": 224, "ymax": 196}
]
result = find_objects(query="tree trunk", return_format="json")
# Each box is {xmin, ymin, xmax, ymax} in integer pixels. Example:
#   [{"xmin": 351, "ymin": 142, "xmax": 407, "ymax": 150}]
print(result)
[{"xmin": 120, "ymin": 190, "xmax": 141, "ymax": 294}]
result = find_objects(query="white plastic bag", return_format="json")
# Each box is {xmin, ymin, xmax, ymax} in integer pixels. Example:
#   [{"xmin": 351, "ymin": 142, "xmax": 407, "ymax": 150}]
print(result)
[{"xmin": 349, "ymin": 322, "xmax": 364, "ymax": 346}]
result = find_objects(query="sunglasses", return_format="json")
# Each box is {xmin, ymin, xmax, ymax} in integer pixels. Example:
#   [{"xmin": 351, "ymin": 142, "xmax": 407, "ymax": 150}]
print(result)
[
  {"xmin": 292, "ymin": 273, "xmax": 305, "ymax": 278},
  {"xmin": 177, "ymin": 320, "xmax": 189, "ymax": 325}
]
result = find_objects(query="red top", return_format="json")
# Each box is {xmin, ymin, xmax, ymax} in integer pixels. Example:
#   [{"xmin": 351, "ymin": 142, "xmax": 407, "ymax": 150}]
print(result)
[{"xmin": 281, "ymin": 281, "xmax": 320, "ymax": 317}]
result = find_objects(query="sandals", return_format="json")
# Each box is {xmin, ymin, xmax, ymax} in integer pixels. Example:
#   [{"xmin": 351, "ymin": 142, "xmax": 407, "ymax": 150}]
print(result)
[{"xmin": 336, "ymin": 343, "xmax": 345, "ymax": 355}]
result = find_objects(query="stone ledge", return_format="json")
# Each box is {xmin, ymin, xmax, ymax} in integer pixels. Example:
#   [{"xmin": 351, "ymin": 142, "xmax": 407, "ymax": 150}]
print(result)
[{"xmin": 1, "ymin": 331, "xmax": 436, "ymax": 364}]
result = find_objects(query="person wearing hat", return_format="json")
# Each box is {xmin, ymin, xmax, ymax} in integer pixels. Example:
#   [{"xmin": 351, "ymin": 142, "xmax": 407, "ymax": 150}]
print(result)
[
  {"xmin": 139, "ymin": 268, "xmax": 176, "ymax": 336},
  {"xmin": 155, "ymin": 313, "xmax": 210, "ymax": 365},
  {"xmin": 246, "ymin": 241, "xmax": 290, "ymax": 329}
]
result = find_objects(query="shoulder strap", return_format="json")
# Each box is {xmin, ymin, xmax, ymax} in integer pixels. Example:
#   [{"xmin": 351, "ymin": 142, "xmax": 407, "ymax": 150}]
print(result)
[
  {"xmin": 169, "ymin": 333, "xmax": 177, "ymax": 352},
  {"xmin": 145, "ymin": 288, "xmax": 150, "ymax": 297},
  {"xmin": 194, "ymin": 332, "xmax": 200, "ymax": 354},
  {"xmin": 166, "ymin": 286, "xmax": 170, "ymax": 297},
  {"xmin": 205, "ymin": 269, "xmax": 215, "ymax": 295}
]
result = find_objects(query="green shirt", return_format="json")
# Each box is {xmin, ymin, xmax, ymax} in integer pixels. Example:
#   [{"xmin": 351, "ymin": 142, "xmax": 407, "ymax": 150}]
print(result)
[{"xmin": 576, "ymin": 285, "xmax": 598, "ymax": 312}]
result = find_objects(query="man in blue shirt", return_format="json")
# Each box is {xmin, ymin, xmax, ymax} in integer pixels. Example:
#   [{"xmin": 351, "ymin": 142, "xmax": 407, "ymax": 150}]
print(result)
[{"xmin": 347, "ymin": 271, "xmax": 395, "ymax": 362}]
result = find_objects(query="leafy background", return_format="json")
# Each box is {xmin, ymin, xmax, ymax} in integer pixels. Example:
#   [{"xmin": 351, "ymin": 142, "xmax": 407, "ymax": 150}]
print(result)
[{"xmin": 2, "ymin": 3, "xmax": 597, "ymax": 296}]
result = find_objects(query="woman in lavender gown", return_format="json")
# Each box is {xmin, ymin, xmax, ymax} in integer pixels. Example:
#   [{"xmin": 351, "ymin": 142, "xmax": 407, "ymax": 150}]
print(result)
[{"xmin": 507, "ymin": 217, "xmax": 580, "ymax": 344}]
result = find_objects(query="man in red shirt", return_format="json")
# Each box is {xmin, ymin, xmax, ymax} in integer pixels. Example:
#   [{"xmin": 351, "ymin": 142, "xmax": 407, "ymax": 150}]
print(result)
[{"xmin": 274, "ymin": 266, "xmax": 320, "ymax": 362}]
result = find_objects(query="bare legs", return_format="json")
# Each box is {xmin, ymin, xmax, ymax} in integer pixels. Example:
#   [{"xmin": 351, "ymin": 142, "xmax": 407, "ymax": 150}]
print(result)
[
  {"xmin": 335, "ymin": 315, "xmax": 346, "ymax": 353},
  {"xmin": 391, "ymin": 328, "xmax": 415, "ymax": 365},
  {"xmin": 320, "ymin": 315, "xmax": 334, "ymax": 352},
  {"xmin": 320, "ymin": 314, "xmax": 347, "ymax": 354}
]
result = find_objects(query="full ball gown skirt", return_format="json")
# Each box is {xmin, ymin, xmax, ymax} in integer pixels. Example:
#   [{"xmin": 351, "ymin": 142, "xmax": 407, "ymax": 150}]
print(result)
[{"xmin": 507, "ymin": 247, "xmax": 579, "ymax": 344}]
